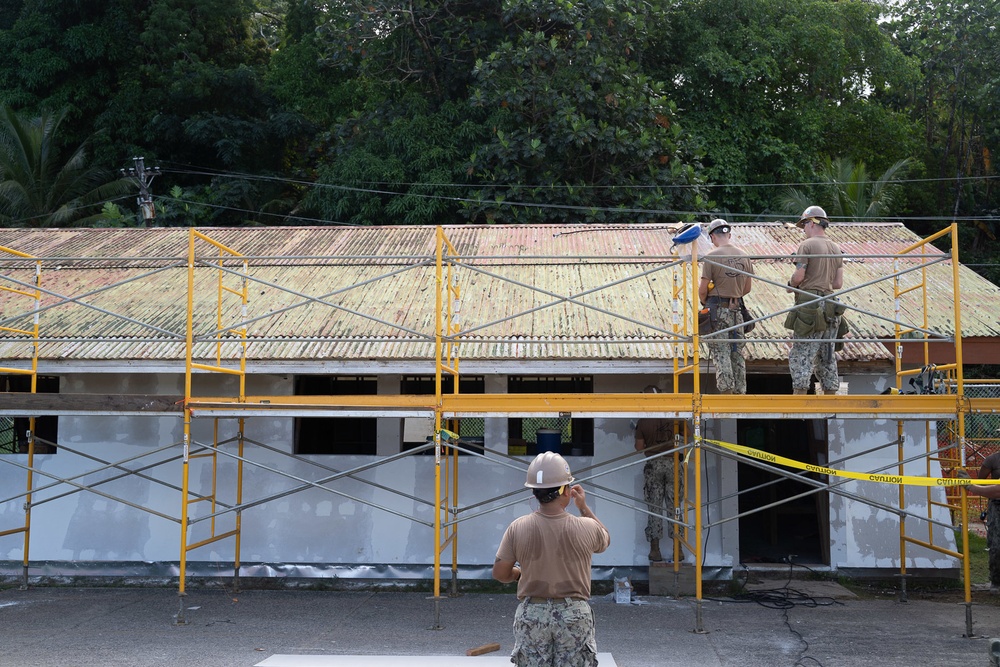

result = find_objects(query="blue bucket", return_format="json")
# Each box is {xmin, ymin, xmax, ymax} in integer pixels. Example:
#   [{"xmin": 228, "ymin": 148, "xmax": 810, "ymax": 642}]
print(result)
[{"xmin": 536, "ymin": 429, "xmax": 562, "ymax": 454}]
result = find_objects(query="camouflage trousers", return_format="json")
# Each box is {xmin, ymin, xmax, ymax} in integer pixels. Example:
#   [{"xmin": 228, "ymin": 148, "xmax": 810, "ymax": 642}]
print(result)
[
  {"xmin": 511, "ymin": 598, "xmax": 597, "ymax": 667},
  {"xmin": 643, "ymin": 455, "xmax": 682, "ymax": 543},
  {"xmin": 788, "ymin": 315, "xmax": 841, "ymax": 392},
  {"xmin": 706, "ymin": 305, "xmax": 746, "ymax": 394},
  {"xmin": 989, "ymin": 500, "xmax": 1000, "ymax": 588}
]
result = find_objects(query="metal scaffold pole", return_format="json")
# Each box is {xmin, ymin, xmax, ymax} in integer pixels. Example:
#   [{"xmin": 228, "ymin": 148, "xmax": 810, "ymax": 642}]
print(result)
[{"xmin": 2, "ymin": 221, "xmax": 998, "ymax": 637}]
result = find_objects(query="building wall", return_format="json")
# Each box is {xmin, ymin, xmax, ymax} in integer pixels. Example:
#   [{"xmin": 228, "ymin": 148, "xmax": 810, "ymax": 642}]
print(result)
[
  {"xmin": 828, "ymin": 375, "xmax": 957, "ymax": 571},
  {"xmin": 0, "ymin": 371, "xmax": 957, "ymax": 577}
]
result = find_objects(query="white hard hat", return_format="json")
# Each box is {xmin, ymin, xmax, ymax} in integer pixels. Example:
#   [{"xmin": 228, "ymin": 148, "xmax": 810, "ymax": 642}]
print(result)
[
  {"xmin": 706, "ymin": 218, "xmax": 731, "ymax": 236},
  {"xmin": 524, "ymin": 451, "xmax": 574, "ymax": 488},
  {"xmin": 797, "ymin": 206, "xmax": 829, "ymax": 228}
]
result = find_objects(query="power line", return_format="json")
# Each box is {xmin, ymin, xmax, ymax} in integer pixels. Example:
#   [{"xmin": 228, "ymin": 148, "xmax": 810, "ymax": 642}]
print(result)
[
  {"xmin": 153, "ymin": 161, "xmax": 999, "ymax": 224},
  {"xmin": 158, "ymin": 160, "xmax": 1000, "ymax": 192}
]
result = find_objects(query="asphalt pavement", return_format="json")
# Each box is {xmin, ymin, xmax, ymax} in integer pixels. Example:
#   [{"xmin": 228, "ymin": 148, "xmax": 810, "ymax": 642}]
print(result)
[{"xmin": 2, "ymin": 581, "xmax": 1000, "ymax": 667}]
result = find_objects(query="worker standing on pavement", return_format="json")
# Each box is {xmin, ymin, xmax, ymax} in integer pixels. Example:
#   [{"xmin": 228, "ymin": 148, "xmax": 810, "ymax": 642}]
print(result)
[
  {"xmin": 973, "ymin": 452, "xmax": 1000, "ymax": 592},
  {"xmin": 493, "ymin": 452, "xmax": 611, "ymax": 666},
  {"xmin": 785, "ymin": 205, "xmax": 846, "ymax": 395},
  {"xmin": 634, "ymin": 385, "xmax": 679, "ymax": 562}
]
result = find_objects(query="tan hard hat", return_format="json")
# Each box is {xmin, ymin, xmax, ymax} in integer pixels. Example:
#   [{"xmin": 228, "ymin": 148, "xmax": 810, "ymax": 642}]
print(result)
[
  {"xmin": 797, "ymin": 206, "xmax": 829, "ymax": 228},
  {"xmin": 706, "ymin": 218, "xmax": 730, "ymax": 236},
  {"xmin": 524, "ymin": 451, "xmax": 574, "ymax": 488}
]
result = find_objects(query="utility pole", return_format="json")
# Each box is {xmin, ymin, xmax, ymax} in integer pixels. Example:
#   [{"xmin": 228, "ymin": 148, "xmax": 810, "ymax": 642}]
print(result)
[{"xmin": 120, "ymin": 157, "xmax": 161, "ymax": 226}]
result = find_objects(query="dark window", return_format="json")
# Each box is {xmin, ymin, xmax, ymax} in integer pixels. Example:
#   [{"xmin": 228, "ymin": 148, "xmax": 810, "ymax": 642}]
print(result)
[
  {"xmin": 508, "ymin": 376, "xmax": 594, "ymax": 456},
  {"xmin": 401, "ymin": 376, "xmax": 485, "ymax": 453},
  {"xmin": 294, "ymin": 376, "xmax": 377, "ymax": 455},
  {"xmin": 0, "ymin": 375, "xmax": 58, "ymax": 454}
]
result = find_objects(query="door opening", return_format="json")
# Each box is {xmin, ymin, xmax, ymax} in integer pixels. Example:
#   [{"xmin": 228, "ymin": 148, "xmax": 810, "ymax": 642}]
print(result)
[{"xmin": 736, "ymin": 377, "xmax": 830, "ymax": 565}]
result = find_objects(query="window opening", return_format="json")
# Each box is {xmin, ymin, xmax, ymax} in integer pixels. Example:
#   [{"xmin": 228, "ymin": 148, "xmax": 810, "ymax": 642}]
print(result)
[
  {"xmin": 507, "ymin": 376, "xmax": 594, "ymax": 456},
  {"xmin": 0, "ymin": 375, "xmax": 58, "ymax": 454},
  {"xmin": 294, "ymin": 376, "xmax": 377, "ymax": 455},
  {"xmin": 401, "ymin": 375, "xmax": 485, "ymax": 453}
]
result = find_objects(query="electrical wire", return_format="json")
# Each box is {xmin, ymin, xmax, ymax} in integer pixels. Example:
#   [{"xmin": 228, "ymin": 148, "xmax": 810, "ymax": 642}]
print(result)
[
  {"xmin": 705, "ymin": 559, "xmax": 844, "ymax": 667},
  {"xmin": 158, "ymin": 160, "xmax": 1000, "ymax": 192},
  {"xmin": 4, "ymin": 159, "xmax": 996, "ymax": 228},
  {"xmin": 153, "ymin": 160, "xmax": 1000, "ymax": 224}
]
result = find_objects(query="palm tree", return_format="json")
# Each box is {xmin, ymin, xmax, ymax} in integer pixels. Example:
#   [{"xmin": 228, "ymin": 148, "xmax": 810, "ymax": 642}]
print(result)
[
  {"xmin": 0, "ymin": 105, "xmax": 131, "ymax": 227},
  {"xmin": 780, "ymin": 156, "xmax": 913, "ymax": 221}
]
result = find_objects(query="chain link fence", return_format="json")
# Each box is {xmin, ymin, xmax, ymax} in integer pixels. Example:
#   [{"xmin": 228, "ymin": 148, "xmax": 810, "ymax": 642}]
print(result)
[{"xmin": 939, "ymin": 382, "xmax": 1000, "ymax": 519}]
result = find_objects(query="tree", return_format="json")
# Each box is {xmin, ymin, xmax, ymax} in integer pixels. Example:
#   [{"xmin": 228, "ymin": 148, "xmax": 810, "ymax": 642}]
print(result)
[
  {"xmin": 0, "ymin": 0, "xmax": 311, "ymax": 226},
  {"xmin": 887, "ymin": 0, "xmax": 1000, "ymax": 243},
  {"xmin": 300, "ymin": 1, "xmax": 512, "ymax": 225},
  {"xmin": 654, "ymin": 0, "xmax": 920, "ymax": 215},
  {"xmin": 779, "ymin": 156, "xmax": 913, "ymax": 221},
  {"xmin": 0, "ymin": 105, "xmax": 130, "ymax": 227},
  {"xmin": 305, "ymin": 0, "xmax": 710, "ymax": 226},
  {"xmin": 464, "ymin": 0, "xmax": 709, "ymax": 224}
]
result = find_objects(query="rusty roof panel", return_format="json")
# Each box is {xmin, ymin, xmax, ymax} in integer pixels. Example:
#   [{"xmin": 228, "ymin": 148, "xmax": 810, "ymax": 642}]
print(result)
[{"xmin": 0, "ymin": 224, "xmax": 995, "ymax": 365}]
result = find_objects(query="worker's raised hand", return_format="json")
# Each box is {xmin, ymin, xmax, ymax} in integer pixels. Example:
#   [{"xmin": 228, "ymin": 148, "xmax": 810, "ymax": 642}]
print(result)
[{"xmin": 568, "ymin": 484, "xmax": 587, "ymax": 510}]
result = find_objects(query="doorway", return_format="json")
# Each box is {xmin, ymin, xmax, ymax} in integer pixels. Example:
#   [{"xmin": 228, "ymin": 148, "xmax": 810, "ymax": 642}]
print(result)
[{"xmin": 737, "ymin": 376, "xmax": 830, "ymax": 565}]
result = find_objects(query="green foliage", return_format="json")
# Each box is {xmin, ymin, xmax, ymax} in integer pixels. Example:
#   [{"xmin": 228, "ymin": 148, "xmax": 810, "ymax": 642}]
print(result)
[
  {"xmin": 0, "ymin": 0, "xmax": 992, "ymax": 259},
  {"xmin": 306, "ymin": 95, "xmax": 492, "ymax": 226},
  {"xmin": 887, "ymin": 0, "xmax": 1000, "ymax": 244},
  {"xmin": 0, "ymin": 0, "xmax": 142, "ymax": 159},
  {"xmin": 314, "ymin": 0, "xmax": 505, "ymax": 102},
  {"xmin": 303, "ymin": 0, "xmax": 710, "ymax": 226},
  {"xmin": 779, "ymin": 157, "xmax": 913, "ymax": 221},
  {"xmin": 95, "ymin": 201, "xmax": 130, "ymax": 227},
  {"xmin": 656, "ymin": 0, "xmax": 920, "ymax": 214},
  {"xmin": 153, "ymin": 184, "xmax": 212, "ymax": 227},
  {"xmin": 264, "ymin": 3, "xmax": 361, "ymax": 128},
  {"xmin": 0, "ymin": 105, "xmax": 130, "ymax": 227},
  {"xmin": 464, "ymin": 0, "xmax": 709, "ymax": 224}
]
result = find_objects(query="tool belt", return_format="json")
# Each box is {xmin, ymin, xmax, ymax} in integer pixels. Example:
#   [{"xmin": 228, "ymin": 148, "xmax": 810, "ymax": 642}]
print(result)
[
  {"xmin": 703, "ymin": 295, "xmax": 755, "ymax": 335},
  {"xmin": 784, "ymin": 290, "xmax": 848, "ymax": 348}
]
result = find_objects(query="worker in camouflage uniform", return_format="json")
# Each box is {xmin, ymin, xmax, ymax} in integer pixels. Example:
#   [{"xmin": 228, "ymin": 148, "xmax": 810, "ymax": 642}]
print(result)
[
  {"xmin": 785, "ymin": 206, "xmax": 846, "ymax": 394},
  {"xmin": 634, "ymin": 386, "xmax": 681, "ymax": 562},
  {"xmin": 493, "ymin": 452, "xmax": 610, "ymax": 667},
  {"xmin": 972, "ymin": 453, "xmax": 1000, "ymax": 592},
  {"xmin": 699, "ymin": 218, "xmax": 754, "ymax": 394}
]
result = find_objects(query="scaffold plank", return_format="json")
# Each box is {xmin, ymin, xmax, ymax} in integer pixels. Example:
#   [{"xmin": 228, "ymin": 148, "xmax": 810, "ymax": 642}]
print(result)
[
  {"xmin": 0, "ymin": 392, "xmax": 184, "ymax": 415},
  {"xmin": 172, "ymin": 392, "xmax": 994, "ymax": 421}
]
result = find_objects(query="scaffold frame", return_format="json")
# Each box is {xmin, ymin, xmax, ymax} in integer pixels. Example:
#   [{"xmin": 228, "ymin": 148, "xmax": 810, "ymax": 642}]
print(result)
[{"xmin": 1, "ymin": 223, "xmax": 998, "ymax": 636}]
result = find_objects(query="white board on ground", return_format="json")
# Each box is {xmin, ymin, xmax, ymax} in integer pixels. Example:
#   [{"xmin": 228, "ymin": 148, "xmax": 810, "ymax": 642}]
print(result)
[{"xmin": 256, "ymin": 653, "xmax": 618, "ymax": 667}]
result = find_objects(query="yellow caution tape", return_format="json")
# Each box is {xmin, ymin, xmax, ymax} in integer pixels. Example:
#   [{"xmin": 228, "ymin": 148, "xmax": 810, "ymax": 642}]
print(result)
[{"xmin": 702, "ymin": 437, "xmax": 1000, "ymax": 487}]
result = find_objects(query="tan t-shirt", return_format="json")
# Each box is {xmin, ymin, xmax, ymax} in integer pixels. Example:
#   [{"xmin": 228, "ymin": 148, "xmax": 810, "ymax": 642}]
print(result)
[
  {"xmin": 702, "ymin": 246, "xmax": 753, "ymax": 299},
  {"xmin": 794, "ymin": 237, "xmax": 843, "ymax": 293},
  {"xmin": 635, "ymin": 417, "xmax": 673, "ymax": 457},
  {"xmin": 496, "ymin": 510, "xmax": 610, "ymax": 600}
]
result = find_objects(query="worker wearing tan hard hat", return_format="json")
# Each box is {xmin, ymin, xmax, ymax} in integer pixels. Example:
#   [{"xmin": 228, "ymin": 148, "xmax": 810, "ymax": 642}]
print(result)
[
  {"xmin": 699, "ymin": 218, "xmax": 754, "ymax": 395},
  {"xmin": 786, "ymin": 205, "xmax": 847, "ymax": 395},
  {"xmin": 493, "ymin": 451, "xmax": 610, "ymax": 666}
]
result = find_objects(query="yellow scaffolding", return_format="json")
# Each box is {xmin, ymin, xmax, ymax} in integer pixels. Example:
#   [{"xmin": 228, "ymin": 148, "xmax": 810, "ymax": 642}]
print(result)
[
  {"xmin": 0, "ymin": 243, "xmax": 41, "ymax": 587},
  {"xmin": 176, "ymin": 231, "xmax": 249, "ymax": 621},
  {"xmin": 0, "ymin": 223, "xmax": 996, "ymax": 637}
]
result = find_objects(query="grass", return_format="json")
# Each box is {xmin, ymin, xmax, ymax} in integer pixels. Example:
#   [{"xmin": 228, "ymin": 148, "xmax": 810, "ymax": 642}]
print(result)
[{"xmin": 960, "ymin": 528, "xmax": 989, "ymax": 586}]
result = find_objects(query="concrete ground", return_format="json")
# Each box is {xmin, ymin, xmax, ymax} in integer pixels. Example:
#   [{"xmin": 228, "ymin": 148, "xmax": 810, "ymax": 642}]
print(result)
[{"xmin": 2, "ymin": 582, "xmax": 1000, "ymax": 667}]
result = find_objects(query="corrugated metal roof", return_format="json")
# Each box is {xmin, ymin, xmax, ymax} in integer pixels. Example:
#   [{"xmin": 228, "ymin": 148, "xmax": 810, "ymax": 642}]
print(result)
[{"xmin": 0, "ymin": 224, "xmax": 995, "ymax": 365}]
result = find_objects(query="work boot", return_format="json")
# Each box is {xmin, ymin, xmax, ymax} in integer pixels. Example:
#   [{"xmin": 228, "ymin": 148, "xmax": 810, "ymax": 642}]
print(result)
[
  {"xmin": 648, "ymin": 542, "xmax": 663, "ymax": 562},
  {"xmin": 792, "ymin": 387, "xmax": 808, "ymax": 395}
]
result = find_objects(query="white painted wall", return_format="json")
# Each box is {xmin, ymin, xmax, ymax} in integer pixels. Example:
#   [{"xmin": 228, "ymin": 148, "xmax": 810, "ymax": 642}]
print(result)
[
  {"xmin": 828, "ymin": 375, "xmax": 958, "ymax": 571},
  {"xmin": 0, "ymin": 370, "xmax": 957, "ymax": 575}
]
